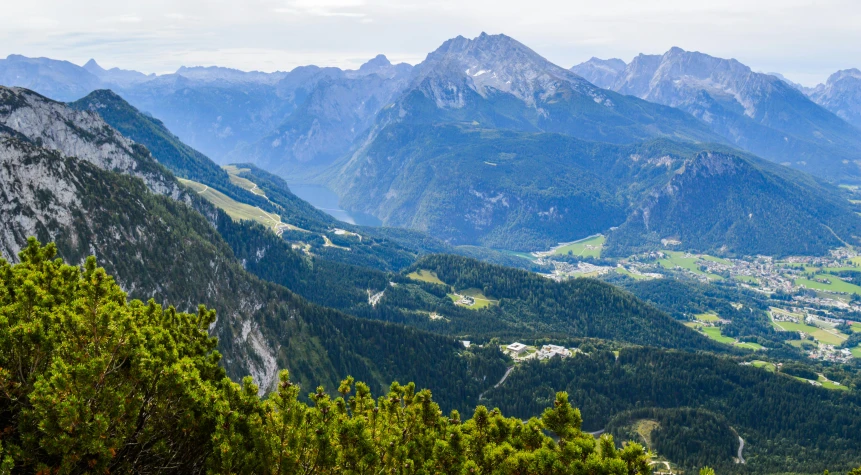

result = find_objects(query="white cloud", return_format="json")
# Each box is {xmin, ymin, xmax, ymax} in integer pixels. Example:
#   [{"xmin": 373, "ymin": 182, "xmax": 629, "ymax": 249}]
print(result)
[{"xmin": 274, "ymin": 0, "xmax": 368, "ymax": 18}]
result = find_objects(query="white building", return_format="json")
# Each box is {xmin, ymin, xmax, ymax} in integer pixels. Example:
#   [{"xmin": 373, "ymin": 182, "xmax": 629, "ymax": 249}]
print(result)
[
  {"xmin": 537, "ymin": 344, "xmax": 571, "ymax": 360},
  {"xmin": 506, "ymin": 342, "xmax": 527, "ymax": 356}
]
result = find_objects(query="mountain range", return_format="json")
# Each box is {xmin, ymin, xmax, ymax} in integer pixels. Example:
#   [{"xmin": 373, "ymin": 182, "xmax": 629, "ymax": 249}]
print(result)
[
  {"xmin": 4, "ymin": 33, "xmax": 861, "ymax": 257},
  {"xmin": 572, "ymin": 47, "xmax": 861, "ymax": 181},
  {"xmin": 3, "ymin": 35, "xmax": 861, "ymax": 469},
  {"xmin": 3, "ymin": 37, "xmax": 861, "ymax": 186}
]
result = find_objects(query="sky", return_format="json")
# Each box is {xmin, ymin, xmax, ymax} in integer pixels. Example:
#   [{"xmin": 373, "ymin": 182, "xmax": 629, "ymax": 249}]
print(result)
[{"xmin": 2, "ymin": 0, "xmax": 860, "ymax": 86}]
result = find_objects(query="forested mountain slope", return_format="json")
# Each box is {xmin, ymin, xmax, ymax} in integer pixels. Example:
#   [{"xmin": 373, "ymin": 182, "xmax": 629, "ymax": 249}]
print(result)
[
  {"xmin": 69, "ymin": 89, "xmax": 270, "ymax": 208},
  {"xmin": 412, "ymin": 254, "xmax": 718, "ymax": 350},
  {"xmin": 334, "ymin": 121, "xmax": 861, "ymax": 255},
  {"xmin": 0, "ymin": 249, "xmax": 652, "ymax": 473},
  {"xmin": 0, "ymin": 86, "xmax": 508, "ymax": 410},
  {"xmin": 482, "ymin": 347, "xmax": 861, "ymax": 473},
  {"xmin": 605, "ymin": 149, "xmax": 861, "ymax": 256}
]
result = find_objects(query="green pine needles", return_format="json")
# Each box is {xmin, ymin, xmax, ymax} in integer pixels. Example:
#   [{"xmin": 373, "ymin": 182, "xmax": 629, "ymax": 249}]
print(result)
[{"xmin": 0, "ymin": 239, "xmax": 651, "ymax": 474}]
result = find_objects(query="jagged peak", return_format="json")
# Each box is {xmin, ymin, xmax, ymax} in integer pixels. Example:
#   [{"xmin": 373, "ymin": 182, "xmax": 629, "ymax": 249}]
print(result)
[
  {"xmin": 83, "ymin": 58, "xmax": 104, "ymax": 72},
  {"xmin": 827, "ymin": 68, "xmax": 861, "ymax": 84},
  {"xmin": 362, "ymin": 54, "xmax": 391, "ymax": 68}
]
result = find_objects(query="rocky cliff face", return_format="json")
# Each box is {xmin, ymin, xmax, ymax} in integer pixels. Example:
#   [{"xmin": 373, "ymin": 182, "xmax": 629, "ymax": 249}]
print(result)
[
  {"xmin": 0, "ymin": 87, "xmax": 181, "ymax": 197},
  {"xmin": 406, "ymin": 33, "xmax": 615, "ymax": 111},
  {"xmin": 572, "ymin": 48, "xmax": 861, "ymax": 180},
  {"xmin": 809, "ymin": 69, "xmax": 861, "ymax": 131}
]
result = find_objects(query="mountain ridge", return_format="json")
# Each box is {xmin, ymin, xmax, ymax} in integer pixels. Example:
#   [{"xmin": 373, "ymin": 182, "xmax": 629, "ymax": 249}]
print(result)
[{"xmin": 571, "ymin": 47, "xmax": 861, "ymax": 180}]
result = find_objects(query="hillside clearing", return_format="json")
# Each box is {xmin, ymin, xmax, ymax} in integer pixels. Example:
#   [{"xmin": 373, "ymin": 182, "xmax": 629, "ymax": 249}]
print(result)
[
  {"xmin": 178, "ymin": 178, "xmax": 282, "ymax": 229},
  {"xmin": 407, "ymin": 270, "xmax": 446, "ymax": 285}
]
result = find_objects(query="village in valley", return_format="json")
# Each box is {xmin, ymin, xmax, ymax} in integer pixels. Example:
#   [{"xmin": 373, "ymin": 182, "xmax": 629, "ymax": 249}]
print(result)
[{"xmin": 517, "ymin": 235, "xmax": 861, "ymax": 362}]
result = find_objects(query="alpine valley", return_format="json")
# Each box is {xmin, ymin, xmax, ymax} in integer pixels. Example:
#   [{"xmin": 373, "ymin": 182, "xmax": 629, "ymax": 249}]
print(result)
[{"xmin": 2, "ymin": 30, "xmax": 861, "ymax": 474}]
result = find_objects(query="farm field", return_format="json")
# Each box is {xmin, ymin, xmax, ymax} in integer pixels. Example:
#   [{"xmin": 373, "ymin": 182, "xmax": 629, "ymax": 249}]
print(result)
[
  {"xmin": 852, "ymin": 322, "xmax": 861, "ymax": 333},
  {"xmin": 700, "ymin": 326, "xmax": 736, "ymax": 345},
  {"xmin": 657, "ymin": 251, "xmax": 723, "ymax": 280},
  {"xmin": 736, "ymin": 341, "xmax": 764, "ymax": 350},
  {"xmin": 407, "ymin": 270, "xmax": 446, "ymax": 285},
  {"xmin": 769, "ymin": 319, "xmax": 848, "ymax": 345},
  {"xmin": 615, "ymin": 267, "xmax": 650, "ymax": 280},
  {"xmin": 751, "ymin": 360, "xmax": 776, "ymax": 372},
  {"xmin": 499, "ymin": 249, "xmax": 537, "ymax": 261},
  {"xmin": 851, "ymin": 347, "xmax": 861, "ymax": 358},
  {"xmin": 550, "ymin": 235, "xmax": 605, "ymax": 258},
  {"xmin": 689, "ymin": 323, "xmax": 761, "ymax": 350},
  {"xmin": 178, "ymin": 178, "xmax": 281, "ymax": 229},
  {"xmin": 818, "ymin": 375, "xmax": 849, "ymax": 391},
  {"xmin": 795, "ymin": 274, "xmax": 861, "ymax": 295},
  {"xmin": 694, "ymin": 313, "xmax": 720, "ymax": 322}
]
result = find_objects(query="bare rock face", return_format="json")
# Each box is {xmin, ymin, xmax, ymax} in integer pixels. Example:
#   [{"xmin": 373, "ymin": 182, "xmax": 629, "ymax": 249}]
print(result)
[
  {"xmin": 0, "ymin": 87, "xmax": 182, "ymax": 198},
  {"xmin": 409, "ymin": 32, "xmax": 614, "ymax": 110},
  {"xmin": 809, "ymin": 68, "xmax": 861, "ymax": 131},
  {"xmin": 0, "ymin": 137, "xmax": 80, "ymax": 261},
  {"xmin": 571, "ymin": 48, "xmax": 861, "ymax": 180}
]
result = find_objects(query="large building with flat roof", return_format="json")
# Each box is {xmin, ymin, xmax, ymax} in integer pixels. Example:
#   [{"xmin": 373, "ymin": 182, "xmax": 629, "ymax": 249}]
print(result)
[{"xmin": 506, "ymin": 342, "xmax": 527, "ymax": 356}]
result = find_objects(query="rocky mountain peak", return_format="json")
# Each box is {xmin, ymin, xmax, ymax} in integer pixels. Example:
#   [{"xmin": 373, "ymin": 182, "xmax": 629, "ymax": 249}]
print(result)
[
  {"xmin": 361, "ymin": 54, "xmax": 392, "ymax": 69},
  {"xmin": 827, "ymin": 68, "xmax": 861, "ymax": 84},
  {"xmin": 412, "ymin": 32, "xmax": 593, "ymax": 107},
  {"xmin": 349, "ymin": 54, "xmax": 412, "ymax": 79},
  {"xmin": 808, "ymin": 68, "xmax": 861, "ymax": 130},
  {"xmin": 83, "ymin": 58, "xmax": 105, "ymax": 73}
]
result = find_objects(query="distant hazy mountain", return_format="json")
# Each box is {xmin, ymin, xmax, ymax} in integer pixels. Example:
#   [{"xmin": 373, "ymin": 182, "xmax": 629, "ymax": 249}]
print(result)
[
  {"xmin": 569, "ymin": 57, "xmax": 626, "ymax": 88},
  {"xmin": 0, "ymin": 53, "xmax": 415, "ymax": 170},
  {"xmin": 0, "ymin": 54, "xmax": 101, "ymax": 101},
  {"xmin": 374, "ymin": 33, "xmax": 720, "ymax": 146},
  {"xmin": 808, "ymin": 68, "xmax": 861, "ymax": 131},
  {"xmin": 83, "ymin": 59, "xmax": 154, "ymax": 87},
  {"xmin": 236, "ymin": 55, "xmax": 413, "ymax": 178},
  {"xmin": 766, "ymin": 72, "xmax": 809, "ymax": 93},
  {"xmin": 572, "ymin": 48, "xmax": 861, "ymax": 180},
  {"xmin": 174, "ymin": 65, "xmax": 288, "ymax": 84}
]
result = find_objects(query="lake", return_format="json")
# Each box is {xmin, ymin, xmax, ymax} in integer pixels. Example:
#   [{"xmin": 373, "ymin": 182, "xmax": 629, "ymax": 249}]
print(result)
[{"xmin": 288, "ymin": 184, "xmax": 381, "ymax": 227}]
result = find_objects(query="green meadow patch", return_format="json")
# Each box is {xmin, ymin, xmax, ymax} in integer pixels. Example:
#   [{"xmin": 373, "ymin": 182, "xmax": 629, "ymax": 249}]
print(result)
[{"xmin": 550, "ymin": 235, "xmax": 605, "ymax": 258}]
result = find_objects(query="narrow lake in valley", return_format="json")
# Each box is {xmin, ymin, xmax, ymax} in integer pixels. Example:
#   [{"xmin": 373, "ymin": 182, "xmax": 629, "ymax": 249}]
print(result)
[{"xmin": 288, "ymin": 184, "xmax": 382, "ymax": 227}]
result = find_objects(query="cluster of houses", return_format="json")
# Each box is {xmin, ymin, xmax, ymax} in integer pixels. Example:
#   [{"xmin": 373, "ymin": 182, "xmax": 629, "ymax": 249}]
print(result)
[
  {"xmin": 505, "ymin": 342, "xmax": 573, "ymax": 360},
  {"xmin": 809, "ymin": 343, "xmax": 854, "ymax": 363}
]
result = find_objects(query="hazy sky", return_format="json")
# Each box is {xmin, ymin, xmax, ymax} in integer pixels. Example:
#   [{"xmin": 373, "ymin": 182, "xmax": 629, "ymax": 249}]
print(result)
[{"xmin": 2, "ymin": 0, "xmax": 859, "ymax": 85}]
